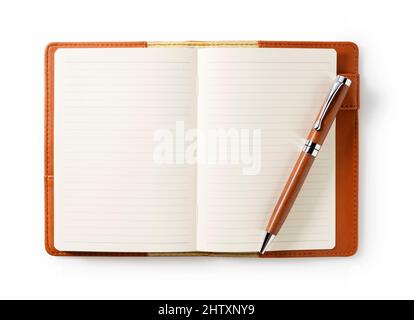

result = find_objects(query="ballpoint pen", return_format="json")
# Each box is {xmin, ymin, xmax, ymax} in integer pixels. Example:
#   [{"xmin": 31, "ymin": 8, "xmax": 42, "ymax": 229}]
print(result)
[{"xmin": 259, "ymin": 75, "xmax": 352, "ymax": 254}]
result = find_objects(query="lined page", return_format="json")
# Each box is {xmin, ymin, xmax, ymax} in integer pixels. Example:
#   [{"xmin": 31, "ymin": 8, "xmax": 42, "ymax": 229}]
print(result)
[
  {"xmin": 54, "ymin": 48, "xmax": 197, "ymax": 252},
  {"xmin": 196, "ymin": 48, "xmax": 336, "ymax": 252}
]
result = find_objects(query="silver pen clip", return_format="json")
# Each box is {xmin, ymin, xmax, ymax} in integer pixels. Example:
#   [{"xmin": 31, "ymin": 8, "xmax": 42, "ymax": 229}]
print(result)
[{"xmin": 313, "ymin": 75, "xmax": 352, "ymax": 131}]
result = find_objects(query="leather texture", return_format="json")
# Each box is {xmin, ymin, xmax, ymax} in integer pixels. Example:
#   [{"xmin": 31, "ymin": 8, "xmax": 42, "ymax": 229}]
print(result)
[{"xmin": 45, "ymin": 41, "xmax": 359, "ymax": 257}]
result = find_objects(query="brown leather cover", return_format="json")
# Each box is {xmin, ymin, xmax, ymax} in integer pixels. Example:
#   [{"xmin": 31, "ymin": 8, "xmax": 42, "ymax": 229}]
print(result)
[{"xmin": 45, "ymin": 41, "xmax": 359, "ymax": 257}]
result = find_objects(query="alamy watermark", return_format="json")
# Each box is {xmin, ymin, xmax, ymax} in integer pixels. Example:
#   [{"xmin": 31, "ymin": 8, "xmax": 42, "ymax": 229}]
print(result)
[{"xmin": 153, "ymin": 121, "xmax": 262, "ymax": 175}]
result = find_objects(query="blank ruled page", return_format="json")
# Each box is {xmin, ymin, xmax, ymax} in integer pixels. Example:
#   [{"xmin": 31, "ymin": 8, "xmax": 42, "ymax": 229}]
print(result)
[
  {"xmin": 196, "ymin": 48, "xmax": 336, "ymax": 252},
  {"xmin": 54, "ymin": 48, "xmax": 197, "ymax": 252}
]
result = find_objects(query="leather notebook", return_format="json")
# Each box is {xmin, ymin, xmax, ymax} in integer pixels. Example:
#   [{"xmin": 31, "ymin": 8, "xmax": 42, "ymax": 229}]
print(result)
[{"xmin": 45, "ymin": 41, "xmax": 359, "ymax": 257}]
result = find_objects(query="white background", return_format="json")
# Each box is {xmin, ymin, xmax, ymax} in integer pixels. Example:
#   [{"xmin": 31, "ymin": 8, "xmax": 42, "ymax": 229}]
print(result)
[{"xmin": 0, "ymin": 0, "xmax": 412, "ymax": 299}]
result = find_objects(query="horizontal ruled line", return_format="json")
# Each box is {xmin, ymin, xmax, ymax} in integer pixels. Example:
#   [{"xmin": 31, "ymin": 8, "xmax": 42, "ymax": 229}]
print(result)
[
  {"xmin": 64, "ymin": 61, "xmax": 191, "ymax": 64},
  {"xmin": 207, "ymin": 61, "xmax": 329, "ymax": 64}
]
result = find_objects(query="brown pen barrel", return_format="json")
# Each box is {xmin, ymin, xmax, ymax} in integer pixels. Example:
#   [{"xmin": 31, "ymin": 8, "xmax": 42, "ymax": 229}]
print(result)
[
  {"xmin": 265, "ymin": 78, "xmax": 350, "ymax": 236},
  {"xmin": 266, "ymin": 152, "xmax": 315, "ymax": 235}
]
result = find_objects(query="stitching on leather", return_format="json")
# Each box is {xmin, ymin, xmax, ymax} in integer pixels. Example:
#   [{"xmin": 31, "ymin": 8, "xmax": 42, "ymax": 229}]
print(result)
[
  {"xmin": 148, "ymin": 42, "xmax": 258, "ymax": 47},
  {"xmin": 340, "ymin": 73, "xmax": 359, "ymax": 110},
  {"xmin": 48, "ymin": 42, "xmax": 147, "ymax": 48},
  {"xmin": 45, "ymin": 46, "xmax": 50, "ymax": 254},
  {"xmin": 351, "ymin": 112, "xmax": 358, "ymax": 253},
  {"xmin": 45, "ymin": 45, "xmax": 63, "ymax": 256},
  {"xmin": 45, "ymin": 46, "xmax": 56, "ymax": 255}
]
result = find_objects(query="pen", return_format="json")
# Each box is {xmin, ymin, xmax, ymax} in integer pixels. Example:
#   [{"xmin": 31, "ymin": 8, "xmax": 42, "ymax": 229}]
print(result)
[{"xmin": 259, "ymin": 75, "xmax": 352, "ymax": 254}]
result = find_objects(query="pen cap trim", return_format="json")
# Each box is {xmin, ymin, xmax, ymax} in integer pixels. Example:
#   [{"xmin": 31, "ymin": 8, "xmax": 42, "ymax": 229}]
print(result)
[
  {"xmin": 337, "ymin": 75, "xmax": 352, "ymax": 87},
  {"xmin": 314, "ymin": 76, "xmax": 351, "ymax": 131}
]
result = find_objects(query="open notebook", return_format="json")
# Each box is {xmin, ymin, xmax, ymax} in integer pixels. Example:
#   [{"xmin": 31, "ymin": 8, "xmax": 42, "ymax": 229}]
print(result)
[{"xmin": 53, "ymin": 47, "xmax": 336, "ymax": 253}]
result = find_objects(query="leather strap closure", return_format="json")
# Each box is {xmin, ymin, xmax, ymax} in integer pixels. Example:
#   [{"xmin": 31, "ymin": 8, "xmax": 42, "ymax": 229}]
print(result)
[{"xmin": 340, "ymin": 73, "xmax": 359, "ymax": 110}]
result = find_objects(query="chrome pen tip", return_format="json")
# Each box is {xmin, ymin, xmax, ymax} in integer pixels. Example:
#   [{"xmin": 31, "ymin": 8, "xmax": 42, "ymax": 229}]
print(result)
[{"xmin": 259, "ymin": 232, "xmax": 275, "ymax": 255}]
